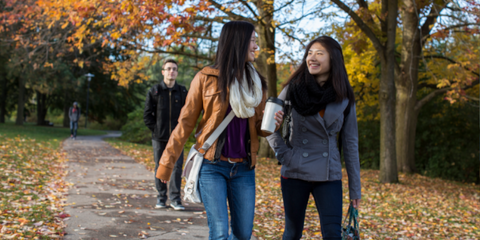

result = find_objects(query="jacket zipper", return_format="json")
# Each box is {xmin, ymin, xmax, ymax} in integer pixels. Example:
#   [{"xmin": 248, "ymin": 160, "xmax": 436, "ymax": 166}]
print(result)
[{"xmin": 169, "ymin": 91, "xmax": 172, "ymax": 134}]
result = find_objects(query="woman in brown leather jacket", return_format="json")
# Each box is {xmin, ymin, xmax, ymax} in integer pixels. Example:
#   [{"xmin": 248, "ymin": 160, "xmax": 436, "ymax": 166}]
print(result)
[{"xmin": 156, "ymin": 21, "xmax": 283, "ymax": 240}]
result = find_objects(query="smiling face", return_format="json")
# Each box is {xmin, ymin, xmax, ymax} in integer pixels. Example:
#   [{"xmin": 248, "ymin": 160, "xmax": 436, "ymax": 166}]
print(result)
[
  {"xmin": 306, "ymin": 42, "xmax": 331, "ymax": 85},
  {"xmin": 246, "ymin": 31, "xmax": 258, "ymax": 62}
]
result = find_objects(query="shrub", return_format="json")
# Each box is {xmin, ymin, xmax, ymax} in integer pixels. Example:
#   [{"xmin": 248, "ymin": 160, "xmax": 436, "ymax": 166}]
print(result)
[{"xmin": 120, "ymin": 108, "xmax": 151, "ymax": 144}]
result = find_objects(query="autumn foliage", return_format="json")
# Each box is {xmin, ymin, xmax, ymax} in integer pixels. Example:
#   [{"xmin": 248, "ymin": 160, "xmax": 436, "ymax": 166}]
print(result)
[
  {"xmin": 108, "ymin": 141, "xmax": 480, "ymax": 239},
  {"xmin": 0, "ymin": 135, "xmax": 70, "ymax": 238}
]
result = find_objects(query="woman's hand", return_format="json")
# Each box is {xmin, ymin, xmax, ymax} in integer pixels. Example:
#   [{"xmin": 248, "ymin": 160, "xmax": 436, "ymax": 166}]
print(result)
[
  {"xmin": 159, "ymin": 179, "xmax": 167, "ymax": 184},
  {"xmin": 274, "ymin": 110, "xmax": 284, "ymax": 127},
  {"xmin": 351, "ymin": 199, "xmax": 361, "ymax": 209}
]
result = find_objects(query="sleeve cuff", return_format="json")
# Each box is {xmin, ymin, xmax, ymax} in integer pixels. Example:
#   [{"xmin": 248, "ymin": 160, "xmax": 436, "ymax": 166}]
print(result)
[{"xmin": 155, "ymin": 164, "xmax": 173, "ymax": 181}]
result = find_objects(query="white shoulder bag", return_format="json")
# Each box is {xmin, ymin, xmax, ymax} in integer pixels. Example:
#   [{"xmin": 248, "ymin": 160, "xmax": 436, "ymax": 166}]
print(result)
[{"xmin": 182, "ymin": 111, "xmax": 236, "ymax": 203}]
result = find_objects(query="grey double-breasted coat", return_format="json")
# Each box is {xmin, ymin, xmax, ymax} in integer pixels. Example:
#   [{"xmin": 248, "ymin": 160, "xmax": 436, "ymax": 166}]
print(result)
[{"xmin": 266, "ymin": 87, "xmax": 361, "ymax": 199}]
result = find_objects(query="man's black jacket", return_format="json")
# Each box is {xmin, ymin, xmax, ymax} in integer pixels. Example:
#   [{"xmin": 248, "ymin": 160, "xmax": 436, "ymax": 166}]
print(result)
[{"xmin": 143, "ymin": 81, "xmax": 188, "ymax": 141}]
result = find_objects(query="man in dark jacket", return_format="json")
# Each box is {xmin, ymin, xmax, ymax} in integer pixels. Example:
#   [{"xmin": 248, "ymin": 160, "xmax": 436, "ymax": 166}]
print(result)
[
  {"xmin": 69, "ymin": 102, "xmax": 81, "ymax": 140},
  {"xmin": 143, "ymin": 59, "xmax": 188, "ymax": 210}
]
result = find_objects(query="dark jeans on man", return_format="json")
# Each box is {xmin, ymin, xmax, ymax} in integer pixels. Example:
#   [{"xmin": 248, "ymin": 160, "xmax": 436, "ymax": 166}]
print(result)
[
  {"xmin": 281, "ymin": 177, "xmax": 343, "ymax": 240},
  {"xmin": 70, "ymin": 121, "xmax": 78, "ymax": 137},
  {"xmin": 153, "ymin": 139, "xmax": 184, "ymax": 203}
]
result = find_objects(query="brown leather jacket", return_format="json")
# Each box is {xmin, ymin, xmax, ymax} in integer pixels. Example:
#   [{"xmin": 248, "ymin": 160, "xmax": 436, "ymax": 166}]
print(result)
[{"xmin": 156, "ymin": 67, "xmax": 273, "ymax": 181}]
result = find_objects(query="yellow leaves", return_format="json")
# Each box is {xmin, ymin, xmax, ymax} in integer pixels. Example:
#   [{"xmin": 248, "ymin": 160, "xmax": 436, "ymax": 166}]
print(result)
[
  {"xmin": 43, "ymin": 62, "xmax": 54, "ymax": 68},
  {"xmin": 111, "ymin": 30, "xmax": 121, "ymax": 40},
  {"xmin": 61, "ymin": 21, "xmax": 69, "ymax": 29}
]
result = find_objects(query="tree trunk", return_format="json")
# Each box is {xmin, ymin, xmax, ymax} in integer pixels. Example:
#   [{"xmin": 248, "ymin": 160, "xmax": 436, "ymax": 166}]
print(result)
[
  {"xmin": 396, "ymin": 0, "xmax": 423, "ymax": 173},
  {"xmin": 63, "ymin": 91, "xmax": 70, "ymax": 127},
  {"xmin": 255, "ymin": 0, "xmax": 277, "ymax": 158},
  {"xmin": 15, "ymin": 76, "xmax": 25, "ymax": 125},
  {"xmin": 0, "ymin": 75, "xmax": 7, "ymax": 123},
  {"xmin": 396, "ymin": 86, "xmax": 418, "ymax": 173},
  {"xmin": 378, "ymin": 0, "xmax": 398, "ymax": 183},
  {"xmin": 36, "ymin": 91, "xmax": 47, "ymax": 125}
]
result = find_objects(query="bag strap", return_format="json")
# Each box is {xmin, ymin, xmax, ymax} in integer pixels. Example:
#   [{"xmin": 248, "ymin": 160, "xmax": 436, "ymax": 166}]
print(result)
[
  {"xmin": 343, "ymin": 202, "xmax": 359, "ymax": 229},
  {"xmin": 199, "ymin": 110, "xmax": 236, "ymax": 152}
]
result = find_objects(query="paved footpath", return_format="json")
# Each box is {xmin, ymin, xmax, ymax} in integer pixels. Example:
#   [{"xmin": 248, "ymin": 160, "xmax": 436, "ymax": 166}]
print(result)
[{"xmin": 62, "ymin": 133, "xmax": 209, "ymax": 239}]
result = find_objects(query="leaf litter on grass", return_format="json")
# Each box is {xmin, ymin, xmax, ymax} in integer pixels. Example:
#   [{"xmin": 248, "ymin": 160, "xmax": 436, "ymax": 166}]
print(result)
[
  {"xmin": 0, "ymin": 134, "xmax": 70, "ymax": 239},
  {"xmin": 108, "ymin": 140, "xmax": 480, "ymax": 239}
]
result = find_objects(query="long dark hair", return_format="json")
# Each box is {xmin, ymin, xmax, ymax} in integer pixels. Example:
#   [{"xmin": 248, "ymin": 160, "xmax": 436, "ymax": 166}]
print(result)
[
  {"xmin": 213, "ymin": 21, "xmax": 266, "ymax": 102},
  {"xmin": 285, "ymin": 36, "xmax": 355, "ymax": 105}
]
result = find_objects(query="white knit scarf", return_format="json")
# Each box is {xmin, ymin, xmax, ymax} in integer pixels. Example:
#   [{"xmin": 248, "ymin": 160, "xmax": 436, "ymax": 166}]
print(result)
[{"xmin": 229, "ymin": 63, "xmax": 263, "ymax": 118}]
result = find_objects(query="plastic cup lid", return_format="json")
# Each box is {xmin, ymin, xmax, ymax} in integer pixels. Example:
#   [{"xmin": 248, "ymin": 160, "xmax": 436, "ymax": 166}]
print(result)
[{"xmin": 266, "ymin": 97, "xmax": 284, "ymax": 107}]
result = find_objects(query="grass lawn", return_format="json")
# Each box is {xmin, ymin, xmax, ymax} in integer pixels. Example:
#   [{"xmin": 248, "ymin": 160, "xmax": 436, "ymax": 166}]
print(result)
[
  {"xmin": 0, "ymin": 122, "xmax": 106, "ymax": 148},
  {"xmin": 107, "ymin": 138, "xmax": 480, "ymax": 240},
  {"xmin": 0, "ymin": 123, "xmax": 106, "ymax": 238}
]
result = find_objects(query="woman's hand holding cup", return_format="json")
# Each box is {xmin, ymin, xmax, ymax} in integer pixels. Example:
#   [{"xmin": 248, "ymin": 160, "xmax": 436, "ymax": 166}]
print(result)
[{"xmin": 274, "ymin": 110, "xmax": 284, "ymax": 127}]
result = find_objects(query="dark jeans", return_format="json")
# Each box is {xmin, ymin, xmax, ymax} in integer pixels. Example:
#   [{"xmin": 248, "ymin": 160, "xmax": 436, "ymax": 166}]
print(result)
[
  {"xmin": 153, "ymin": 139, "xmax": 184, "ymax": 202},
  {"xmin": 199, "ymin": 158, "xmax": 255, "ymax": 240},
  {"xmin": 281, "ymin": 177, "xmax": 342, "ymax": 240},
  {"xmin": 70, "ymin": 121, "xmax": 78, "ymax": 137}
]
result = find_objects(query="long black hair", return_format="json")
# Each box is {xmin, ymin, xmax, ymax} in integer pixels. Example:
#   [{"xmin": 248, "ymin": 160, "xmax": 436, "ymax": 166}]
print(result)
[
  {"xmin": 213, "ymin": 21, "xmax": 267, "ymax": 102},
  {"xmin": 284, "ymin": 36, "xmax": 355, "ymax": 105}
]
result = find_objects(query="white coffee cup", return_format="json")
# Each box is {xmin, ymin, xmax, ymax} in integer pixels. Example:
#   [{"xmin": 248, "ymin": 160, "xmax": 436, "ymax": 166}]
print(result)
[{"xmin": 261, "ymin": 97, "xmax": 284, "ymax": 134}]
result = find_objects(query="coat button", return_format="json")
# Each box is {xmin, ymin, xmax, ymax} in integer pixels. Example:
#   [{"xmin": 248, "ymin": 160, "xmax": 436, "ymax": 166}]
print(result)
[
  {"xmin": 303, "ymin": 139, "xmax": 308, "ymax": 144},
  {"xmin": 303, "ymin": 152, "xmax": 309, "ymax": 157},
  {"xmin": 323, "ymin": 152, "xmax": 328, "ymax": 157},
  {"xmin": 302, "ymin": 127, "xmax": 307, "ymax": 132},
  {"xmin": 301, "ymin": 116, "xmax": 306, "ymax": 121},
  {"xmin": 323, "ymin": 140, "xmax": 328, "ymax": 144}
]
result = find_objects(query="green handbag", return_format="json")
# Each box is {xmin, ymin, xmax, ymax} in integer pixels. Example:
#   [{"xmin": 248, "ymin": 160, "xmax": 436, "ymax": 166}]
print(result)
[{"xmin": 342, "ymin": 203, "xmax": 360, "ymax": 240}]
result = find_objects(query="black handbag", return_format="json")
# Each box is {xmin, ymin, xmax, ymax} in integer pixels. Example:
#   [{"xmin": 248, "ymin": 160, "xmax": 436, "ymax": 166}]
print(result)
[{"xmin": 342, "ymin": 203, "xmax": 360, "ymax": 240}]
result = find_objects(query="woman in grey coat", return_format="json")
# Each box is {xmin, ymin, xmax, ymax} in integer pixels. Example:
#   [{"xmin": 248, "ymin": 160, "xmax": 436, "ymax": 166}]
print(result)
[{"xmin": 267, "ymin": 36, "xmax": 361, "ymax": 240}]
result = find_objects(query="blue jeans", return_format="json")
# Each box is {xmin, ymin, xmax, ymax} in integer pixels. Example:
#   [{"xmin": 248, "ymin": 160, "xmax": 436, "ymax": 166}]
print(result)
[
  {"xmin": 70, "ymin": 121, "xmax": 78, "ymax": 137},
  {"xmin": 281, "ymin": 178, "xmax": 342, "ymax": 240},
  {"xmin": 198, "ymin": 158, "xmax": 255, "ymax": 240}
]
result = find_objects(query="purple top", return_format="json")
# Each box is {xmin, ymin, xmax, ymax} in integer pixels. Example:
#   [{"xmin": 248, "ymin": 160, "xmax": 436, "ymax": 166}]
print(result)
[{"xmin": 221, "ymin": 106, "xmax": 248, "ymax": 158}]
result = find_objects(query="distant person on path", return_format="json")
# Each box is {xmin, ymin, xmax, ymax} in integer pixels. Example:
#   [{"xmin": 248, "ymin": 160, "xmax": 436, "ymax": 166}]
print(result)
[
  {"xmin": 69, "ymin": 102, "xmax": 81, "ymax": 140},
  {"xmin": 156, "ymin": 21, "xmax": 283, "ymax": 239},
  {"xmin": 143, "ymin": 59, "xmax": 188, "ymax": 211},
  {"xmin": 267, "ymin": 36, "xmax": 362, "ymax": 240}
]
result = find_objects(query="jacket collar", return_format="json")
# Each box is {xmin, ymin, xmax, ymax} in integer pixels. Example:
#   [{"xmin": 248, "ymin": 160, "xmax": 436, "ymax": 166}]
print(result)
[
  {"xmin": 323, "ymin": 99, "xmax": 349, "ymax": 128},
  {"xmin": 201, "ymin": 66, "xmax": 219, "ymax": 76},
  {"xmin": 313, "ymin": 99, "xmax": 349, "ymax": 128},
  {"xmin": 159, "ymin": 81, "xmax": 180, "ymax": 91}
]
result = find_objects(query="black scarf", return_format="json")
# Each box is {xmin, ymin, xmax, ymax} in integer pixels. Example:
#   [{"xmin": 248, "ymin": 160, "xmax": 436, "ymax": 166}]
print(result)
[{"xmin": 288, "ymin": 71, "xmax": 337, "ymax": 116}]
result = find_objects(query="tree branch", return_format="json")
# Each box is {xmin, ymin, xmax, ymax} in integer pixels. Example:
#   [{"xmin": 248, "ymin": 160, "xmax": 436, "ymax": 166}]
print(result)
[
  {"xmin": 206, "ymin": 0, "xmax": 253, "ymax": 23},
  {"xmin": 420, "ymin": 3, "xmax": 446, "ymax": 46},
  {"xmin": 277, "ymin": 10, "xmax": 318, "ymax": 27},
  {"xmin": 273, "ymin": 0, "xmax": 296, "ymax": 13},
  {"xmin": 424, "ymin": 55, "xmax": 479, "ymax": 76},
  {"xmin": 194, "ymin": 16, "xmax": 229, "ymax": 23},
  {"xmin": 238, "ymin": 0, "xmax": 258, "ymax": 18},
  {"xmin": 422, "ymin": 23, "xmax": 479, "ymax": 44},
  {"xmin": 182, "ymin": 33, "xmax": 219, "ymax": 42},
  {"xmin": 139, "ymin": 48, "xmax": 214, "ymax": 61},
  {"xmin": 277, "ymin": 27, "xmax": 306, "ymax": 48},
  {"xmin": 415, "ymin": 78, "xmax": 479, "ymax": 112},
  {"xmin": 331, "ymin": 0, "xmax": 384, "ymax": 56}
]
